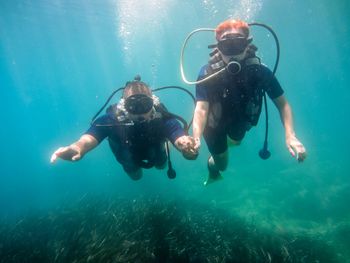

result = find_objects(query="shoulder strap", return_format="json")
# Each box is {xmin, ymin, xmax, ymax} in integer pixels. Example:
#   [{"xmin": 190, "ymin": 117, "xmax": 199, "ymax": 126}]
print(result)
[
  {"xmin": 106, "ymin": 103, "xmax": 117, "ymax": 114},
  {"xmin": 244, "ymin": 56, "xmax": 261, "ymax": 66}
]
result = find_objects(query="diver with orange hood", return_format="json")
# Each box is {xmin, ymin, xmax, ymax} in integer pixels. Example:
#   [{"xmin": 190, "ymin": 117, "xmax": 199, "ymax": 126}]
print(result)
[{"xmin": 181, "ymin": 19, "xmax": 307, "ymax": 185}]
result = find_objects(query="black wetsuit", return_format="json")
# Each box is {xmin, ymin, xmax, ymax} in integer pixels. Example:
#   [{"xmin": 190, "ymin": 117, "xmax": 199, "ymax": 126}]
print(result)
[
  {"xmin": 196, "ymin": 62, "xmax": 284, "ymax": 155},
  {"xmin": 85, "ymin": 109, "xmax": 185, "ymax": 178}
]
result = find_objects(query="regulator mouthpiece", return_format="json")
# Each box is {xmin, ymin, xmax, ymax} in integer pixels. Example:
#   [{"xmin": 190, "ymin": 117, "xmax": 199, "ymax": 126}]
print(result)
[{"xmin": 226, "ymin": 60, "xmax": 242, "ymax": 75}]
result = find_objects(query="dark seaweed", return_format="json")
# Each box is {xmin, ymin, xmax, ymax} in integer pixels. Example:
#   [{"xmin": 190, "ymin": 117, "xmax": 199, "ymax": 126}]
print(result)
[{"xmin": 0, "ymin": 196, "xmax": 340, "ymax": 263}]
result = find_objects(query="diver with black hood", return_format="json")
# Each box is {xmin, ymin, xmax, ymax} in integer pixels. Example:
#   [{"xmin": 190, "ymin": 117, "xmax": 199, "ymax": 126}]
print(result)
[{"xmin": 51, "ymin": 76, "xmax": 198, "ymax": 180}]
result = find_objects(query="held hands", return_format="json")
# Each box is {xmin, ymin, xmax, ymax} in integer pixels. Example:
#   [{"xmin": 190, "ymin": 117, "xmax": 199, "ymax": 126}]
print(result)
[
  {"xmin": 286, "ymin": 135, "xmax": 307, "ymax": 162},
  {"xmin": 193, "ymin": 137, "xmax": 201, "ymax": 151},
  {"xmin": 175, "ymin": 136, "xmax": 199, "ymax": 160},
  {"xmin": 50, "ymin": 144, "xmax": 82, "ymax": 163}
]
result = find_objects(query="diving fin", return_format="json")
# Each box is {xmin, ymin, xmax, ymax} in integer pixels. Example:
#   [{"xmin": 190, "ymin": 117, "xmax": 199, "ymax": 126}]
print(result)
[{"xmin": 204, "ymin": 160, "xmax": 223, "ymax": 186}]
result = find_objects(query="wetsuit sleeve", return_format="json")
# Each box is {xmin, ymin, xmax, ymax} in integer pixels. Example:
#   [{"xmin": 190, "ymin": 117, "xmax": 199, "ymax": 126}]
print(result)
[
  {"xmin": 195, "ymin": 65, "xmax": 209, "ymax": 102},
  {"xmin": 260, "ymin": 65, "xmax": 284, "ymax": 99},
  {"xmin": 84, "ymin": 114, "xmax": 113, "ymax": 143},
  {"xmin": 163, "ymin": 118, "xmax": 186, "ymax": 144}
]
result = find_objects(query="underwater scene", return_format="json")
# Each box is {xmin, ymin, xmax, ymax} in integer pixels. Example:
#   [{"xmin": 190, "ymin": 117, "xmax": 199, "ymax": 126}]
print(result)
[{"xmin": 1, "ymin": 0, "xmax": 350, "ymax": 262}]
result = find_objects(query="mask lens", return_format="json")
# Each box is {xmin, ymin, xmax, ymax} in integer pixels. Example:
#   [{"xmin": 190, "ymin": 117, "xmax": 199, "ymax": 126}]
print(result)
[
  {"xmin": 218, "ymin": 36, "xmax": 248, "ymax": 56},
  {"xmin": 124, "ymin": 94, "xmax": 153, "ymax": 115}
]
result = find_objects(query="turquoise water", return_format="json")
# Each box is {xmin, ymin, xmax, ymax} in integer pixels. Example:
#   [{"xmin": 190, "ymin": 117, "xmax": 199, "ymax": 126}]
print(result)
[{"xmin": 1, "ymin": 0, "xmax": 350, "ymax": 261}]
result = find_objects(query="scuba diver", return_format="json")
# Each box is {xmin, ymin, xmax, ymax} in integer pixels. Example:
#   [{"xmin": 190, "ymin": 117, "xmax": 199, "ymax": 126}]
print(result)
[
  {"xmin": 182, "ymin": 19, "xmax": 306, "ymax": 185},
  {"xmin": 50, "ymin": 76, "xmax": 198, "ymax": 180}
]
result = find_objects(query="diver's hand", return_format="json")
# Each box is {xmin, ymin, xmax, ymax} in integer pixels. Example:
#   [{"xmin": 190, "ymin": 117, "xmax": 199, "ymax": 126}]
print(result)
[
  {"xmin": 193, "ymin": 137, "xmax": 201, "ymax": 151},
  {"xmin": 175, "ymin": 136, "xmax": 198, "ymax": 160},
  {"xmin": 50, "ymin": 144, "xmax": 82, "ymax": 163},
  {"xmin": 286, "ymin": 135, "xmax": 306, "ymax": 162}
]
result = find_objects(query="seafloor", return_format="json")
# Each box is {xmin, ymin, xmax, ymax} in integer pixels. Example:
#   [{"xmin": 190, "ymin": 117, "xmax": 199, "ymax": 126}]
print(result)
[{"xmin": 0, "ymin": 196, "xmax": 345, "ymax": 263}]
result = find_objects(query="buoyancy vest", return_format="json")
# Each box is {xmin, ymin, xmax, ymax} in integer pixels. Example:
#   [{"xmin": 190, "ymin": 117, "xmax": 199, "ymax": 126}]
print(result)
[
  {"xmin": 106, "ymin": 97, "xmax": 172, "ymax": 168},
  {"xmin": 203, "ymin": 45, "xmax": 265, "ymax": 130},
  {"xmin": 107, "ymin": 101, "xmax": 170, "ymax": 143}
]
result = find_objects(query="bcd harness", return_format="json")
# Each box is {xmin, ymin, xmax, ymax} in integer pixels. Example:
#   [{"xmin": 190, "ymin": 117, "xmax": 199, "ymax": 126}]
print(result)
[
  {"xmin": 203, "ymin": 45, "xmax": 264, "ymax": 130},
  {"xmin": 106, "ymin": 97, "xmax": 173, "ymax": 170}
]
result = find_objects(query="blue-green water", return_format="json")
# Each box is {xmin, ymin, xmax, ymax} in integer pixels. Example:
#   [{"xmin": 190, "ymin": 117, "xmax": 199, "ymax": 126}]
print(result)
[{"xmin": 1, "ymin": 0, "xmax": 350, "ymax": 261}]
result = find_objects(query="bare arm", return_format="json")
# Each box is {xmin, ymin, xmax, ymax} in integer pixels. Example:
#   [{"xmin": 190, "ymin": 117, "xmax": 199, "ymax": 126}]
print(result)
[
  {"xmin": 50, "ymin": 134, "xmax": 99, "ymax": 163},
  {"xmin": 273, "ymin": 95, "xmax": 306, "ymax": 161},
  {"xmin": 273, "ymin": 95, "xmax": 295, "ymax": 137},
  {"xmin": 192, "ymin": 101, "xmax": 209, "ymax": 150}
]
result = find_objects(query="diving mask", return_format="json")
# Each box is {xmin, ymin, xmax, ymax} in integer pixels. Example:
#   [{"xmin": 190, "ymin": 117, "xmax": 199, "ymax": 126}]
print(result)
[
  {"xmin": 217, "ymin": 33, "xmax": 252, "ymax": 56},
  {"xmin": 124, "ymin": 94, "xmax": 154, "ymax": 115}
]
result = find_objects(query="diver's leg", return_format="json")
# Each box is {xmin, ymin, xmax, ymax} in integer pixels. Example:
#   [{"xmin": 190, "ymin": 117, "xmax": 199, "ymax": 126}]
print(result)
[
  {"xmin": 210, "ymin": 150, "xmax": 229, "ymax": 171},
  {"xmin": 227, "ymin": 121, "xmax": 246, "ymax": 147},
  {"xmin": 203, "ymin": 151, "xmax": 227, "ymax": 185},
  {"xmin": 203, "ymin": 125, "xmax": 227, "ymax": 185},
  {"xmin": 113, "ymin": 143, "xmax": 143, "ymax": 180},
  {"xmin": 227, "ymin": 138, "xmax": 241, "ymax": 147},
  {"xmin": 125, "ymin": 166, "xmax": 143, "ymax": 180},
  {"xmin": 121, "ymin": 157, "xmax": 143, "ymax": 180},
  {"xmin": 206, "ymin": 122, "xmax": 246, "ymax": 184}
]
